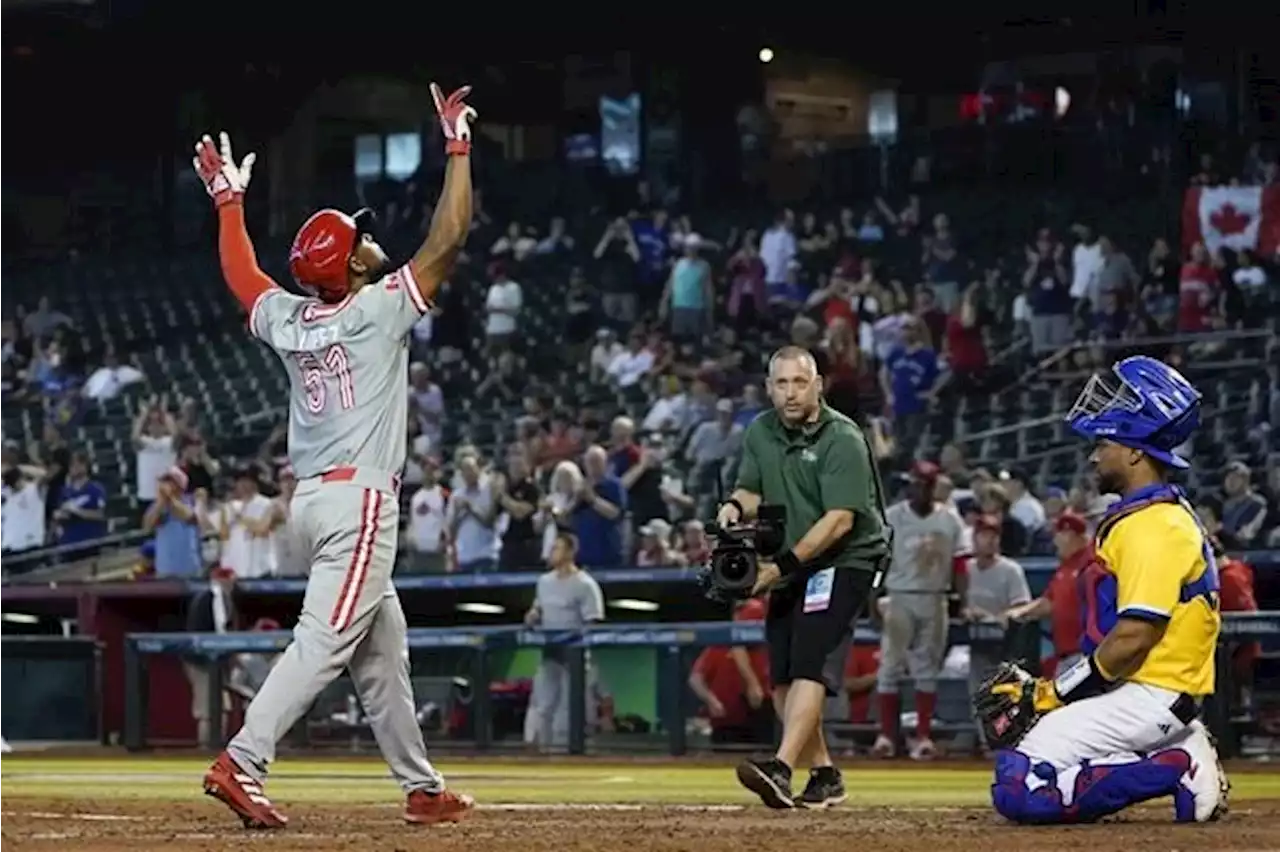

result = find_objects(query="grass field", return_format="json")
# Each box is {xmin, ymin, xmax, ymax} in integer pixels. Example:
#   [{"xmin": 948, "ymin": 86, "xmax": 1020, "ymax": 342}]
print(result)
[{"xmin": 4, "ymin": 755, "xmax": 1280, "ymax": 806}]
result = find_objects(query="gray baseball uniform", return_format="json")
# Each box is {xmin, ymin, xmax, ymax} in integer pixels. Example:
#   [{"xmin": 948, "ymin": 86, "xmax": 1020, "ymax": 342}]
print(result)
[
  {"xmin": 226, "ymin": 264, "xmax": 443, "ymax": 792},
  {"xmin": 524, "ymin": 568, "xmax": 605, "ymax": 748},
  {"xmin": 964, "ymin": 554, "xmax": 1031, "ymax": 745},
  {"xmin": 878, "ymin": 500, "xmax": 966, "ymax": 694}
]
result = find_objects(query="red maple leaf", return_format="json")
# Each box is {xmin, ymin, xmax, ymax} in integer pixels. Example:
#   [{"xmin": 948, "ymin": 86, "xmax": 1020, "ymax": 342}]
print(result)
[{"xmin": 1209, "ymin": 203, "xmax": 1251, "ymax": 236}]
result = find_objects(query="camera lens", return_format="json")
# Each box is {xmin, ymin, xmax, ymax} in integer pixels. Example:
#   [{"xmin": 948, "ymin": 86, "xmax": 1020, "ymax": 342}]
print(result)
[{"xmin": 720, "ymin": 552, "xmax": 749, "ymax": 582}]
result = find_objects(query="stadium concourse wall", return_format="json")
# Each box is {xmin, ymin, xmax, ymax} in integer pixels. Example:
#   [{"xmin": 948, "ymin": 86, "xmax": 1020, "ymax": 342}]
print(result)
[{"xmin": 2, "ymin": 553, "xmax": 1278, "ymax": 751}]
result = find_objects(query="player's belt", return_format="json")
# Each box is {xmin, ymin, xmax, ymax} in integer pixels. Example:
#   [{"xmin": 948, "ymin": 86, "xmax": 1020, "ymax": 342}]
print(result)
[
  {"xmin": 316, "ymin": 466, "xmax": 402, "ymax": 494},
  {"xmin": 1170, "ymin": 692, "xmax": 1201, "ymax": 726}
]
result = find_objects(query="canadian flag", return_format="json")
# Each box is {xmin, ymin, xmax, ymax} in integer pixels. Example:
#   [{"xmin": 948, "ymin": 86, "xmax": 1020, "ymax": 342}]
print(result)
[{"xmin": 1182, "ymin": 185, "xmax": 1280, "ymax": 256}]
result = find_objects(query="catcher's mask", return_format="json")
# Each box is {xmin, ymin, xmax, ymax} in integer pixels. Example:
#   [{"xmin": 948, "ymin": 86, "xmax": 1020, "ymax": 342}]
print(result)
[{"xmin": 287, "ymin": 207, "xmax": 377, "ymax": 302}]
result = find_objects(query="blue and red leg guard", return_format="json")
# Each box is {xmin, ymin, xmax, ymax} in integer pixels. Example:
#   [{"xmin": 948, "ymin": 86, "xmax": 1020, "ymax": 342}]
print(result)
[{"xmin": 992, "ymin": 748, "xmax": 1190, "ymax": 824}]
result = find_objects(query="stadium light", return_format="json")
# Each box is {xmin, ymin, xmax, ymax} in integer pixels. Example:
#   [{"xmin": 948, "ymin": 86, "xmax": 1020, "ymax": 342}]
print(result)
[
  {"xmin": 456, "ymin": 602, "xmax": 505, "ymax": 615},
  {"xmin": 758, "ymin": 47, "xmax": 775, "ymax": 64},
  {"xmin": 609, "ymin": 598, "xmax": 659, "ymax": 613}
]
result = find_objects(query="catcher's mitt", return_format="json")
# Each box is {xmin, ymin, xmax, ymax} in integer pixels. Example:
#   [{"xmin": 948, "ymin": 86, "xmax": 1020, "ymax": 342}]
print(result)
[{"xmin": 972, "ymin": 661, "xmax": 1042, "ymax": 750}]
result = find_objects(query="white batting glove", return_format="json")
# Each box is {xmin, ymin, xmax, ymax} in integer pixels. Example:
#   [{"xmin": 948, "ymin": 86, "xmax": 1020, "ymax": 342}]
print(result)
[{"xmin": 192, "ymin": 131, "xmax": 256, "ymax": 207}]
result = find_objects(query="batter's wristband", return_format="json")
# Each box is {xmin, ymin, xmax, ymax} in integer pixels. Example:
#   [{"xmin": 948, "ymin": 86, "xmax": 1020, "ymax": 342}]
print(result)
[{"xmin": 775, "ymin": 550, "xmax": 803, "ymax": 577}]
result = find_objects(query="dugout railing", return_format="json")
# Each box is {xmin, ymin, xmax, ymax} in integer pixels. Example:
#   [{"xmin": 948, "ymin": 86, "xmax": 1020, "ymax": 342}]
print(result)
[{"xmin": 121, "ymin": 612, "xmax": 1280, "ymax": 759}]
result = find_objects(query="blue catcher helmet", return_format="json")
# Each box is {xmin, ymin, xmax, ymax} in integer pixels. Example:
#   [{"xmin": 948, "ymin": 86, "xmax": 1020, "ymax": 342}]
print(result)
[{"xmin": 1066, "ymin": 356, "xmax": 1202, "ymax": 469}]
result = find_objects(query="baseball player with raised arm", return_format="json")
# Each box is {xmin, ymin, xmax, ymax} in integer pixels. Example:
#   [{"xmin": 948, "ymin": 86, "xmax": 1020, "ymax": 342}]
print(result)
[
  {"xmin": 975, "ymin": 356, "xmax": 1229, "ymax": 824},
  {"xmin": 193, "ymin": 83, "xmax": 478, "ymax": 831}
]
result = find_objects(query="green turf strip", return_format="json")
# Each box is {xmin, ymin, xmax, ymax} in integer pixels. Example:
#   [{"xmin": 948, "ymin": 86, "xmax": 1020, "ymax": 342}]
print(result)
[{"xmin": 3, "ymin": 758, "xmax": 1278, "ymax": 807}]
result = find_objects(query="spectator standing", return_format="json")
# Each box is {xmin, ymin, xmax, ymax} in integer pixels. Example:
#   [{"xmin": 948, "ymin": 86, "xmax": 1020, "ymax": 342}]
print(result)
[
  {"xmin": 52, "ymin": 451, "xmax": 106, "ymax": 556},
  {"xmin": 1221, "ymin": 461, "xmax": 1269, "ymax": 547},
  {"xmin": 143, "ymin": 467, "xmax": 202, "ymax": 578},
  {"xmin": 881, "ymin": 318, "xmax": 941, "ymax": 457},
  {"xmin": 610, "ymin": 419, "xmax": 668, "ymax": 532},
  {"xmin": 726, "ymin": 233, "xmax": 767, "ymax": 332},
  {"xmin": 1, "ymin": 464, "xmax": 47, "ymax": 554},
  {"xmin": 631, "ymin": 208, "xmax": 672, "ymax": 293},
  {"xmin": 217, "ymin": 468, "xmax": 279, "ymax": 579},
  {"xmin": 484, "ymin": 263, "xmax": 523, "ymax": 352},
  {"xmin": 943, "ymin": 284, "xmax": 989, "ymax": 396},
  {"xmin": 679, "ymin": 519, "xmax": 712, "ymax": 565},
  {"xmin": 133, "ymin": 398, "xmax": 178, "ymax": 512},
  {"xmin": 572, "ymin": 446, "xmax": 627, "ymax": 569},
  {"xmin": 495, "ymin": 452, "xmax": 542, "ymax": 571},
  {"xmin": 593, "ymin": 218, "xmax": 642, "ymax": 326},
  {"xmin": 913, "ymin": 287, "xmax": 948, "ymax": 350},
  {"xmin": 83, "ymin": 348, "xmax": 144, "ymax": 402},
  {"xmin": 759, "ymin": 210, "xmax": 796, "ymax": 289},
  {"xmin": 1007, "ymin": 511, "xmax": 1091, "ymax": 677},
  {"xmin": 922, "ymin": 214, "xmax": 963, "ymax": 310},
  {"xmin": 408, "ymin": 363, "xmax": 445, "ymax": 452},
  {"xmin": 1178, "ymin": 241, "xmax": 1219, "ymax": 333},
  {"xmin": 536, "ymin": 460, "xmax": 584, "ymax": 561},
  {"xmin": 272, "ymin": 466, "xmax": 307, "ymax": 577},
  {"xmin": 1069, "ymin": 224, "xmax": 1104, "ymax": 309},
  {"xmin": 406, "ymin": 462, "xmax": 449, "ymax": 574},
  {"xmin": 659, "ymin": 236, "xmax": 714, "ymax": 342},
  {"xmin": 522, "ymin": 531, "xmax": 605, "ymax": 750},
  {"xmin": 1095, "ymin": 235, "xmax": 1140, "ymax": 309},
  {"xmin": 976, "ymin": 483, "xmax": 1029, "ymax": 557},
  {"xmin": 445, "ymin": 455, "xmax": 499, "ymax": 572},
  {"xmin": 684, "ymin": 399, "xmax": 744, "ymax": 508},
  {"xmin": 1023, "ymin": 236, "xmax": 1072, "ymax": 354}
]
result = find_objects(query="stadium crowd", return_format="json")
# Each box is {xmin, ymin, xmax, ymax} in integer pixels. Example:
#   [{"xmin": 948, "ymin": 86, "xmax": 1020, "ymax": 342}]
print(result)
[{"xmin": 2, "ymin": 145, "xmax": 1278, "ymax": 583}]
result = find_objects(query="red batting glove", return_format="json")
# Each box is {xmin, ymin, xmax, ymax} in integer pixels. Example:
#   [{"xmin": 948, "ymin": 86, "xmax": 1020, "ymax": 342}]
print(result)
[
  {"xmin": 430, "ymin": 83, "xmax": 477, "ymax": 157},
  {"xmin": 192, "ymin": 132, "xmax": 255, "ymax": 208}
]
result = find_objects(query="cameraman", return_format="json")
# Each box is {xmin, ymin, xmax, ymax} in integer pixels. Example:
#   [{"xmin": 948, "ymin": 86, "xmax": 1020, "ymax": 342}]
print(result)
[{"xmin": 717, "ymin": 346, "xmax": 890, "ymax": 809}]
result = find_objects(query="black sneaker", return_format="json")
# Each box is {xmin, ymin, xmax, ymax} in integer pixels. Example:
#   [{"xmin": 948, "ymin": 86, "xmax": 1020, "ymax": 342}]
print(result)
[
  {"xmin": 735, "ymin": 758, "xmax": 794, "ymax": 809},
  {"xmin": 796, "ymin": 766, "xmax": 846, "ymax": 809}
]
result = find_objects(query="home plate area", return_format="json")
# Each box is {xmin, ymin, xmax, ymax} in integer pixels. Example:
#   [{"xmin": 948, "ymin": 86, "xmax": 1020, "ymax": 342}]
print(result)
[{"xmin": 4, "ymin": 799, "xmax": 1280, "ymax": 852}]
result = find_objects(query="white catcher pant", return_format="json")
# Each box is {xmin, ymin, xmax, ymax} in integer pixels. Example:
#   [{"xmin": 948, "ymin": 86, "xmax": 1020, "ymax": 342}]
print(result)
[{"xmin": 1016, "ymin": 681, "xmax": 1211, "ymax": 803}]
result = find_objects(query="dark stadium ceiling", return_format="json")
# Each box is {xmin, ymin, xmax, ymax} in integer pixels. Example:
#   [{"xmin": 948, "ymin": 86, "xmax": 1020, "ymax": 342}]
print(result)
[{"xmin": 1, "ymin": 2, "xmax": 1266, "ymax": 80}]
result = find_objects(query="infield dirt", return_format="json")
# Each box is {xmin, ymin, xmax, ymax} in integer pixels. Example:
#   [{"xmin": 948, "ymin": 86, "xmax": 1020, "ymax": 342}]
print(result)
[{"xmin": 5, "ymin": 799, "xmax": 1280, "ymax": 852}]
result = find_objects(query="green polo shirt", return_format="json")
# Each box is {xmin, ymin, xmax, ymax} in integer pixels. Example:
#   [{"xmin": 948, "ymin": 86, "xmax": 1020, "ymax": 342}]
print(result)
[{"xmin": 735, "ymin": 404, "xmax": 889, "ymax": 571}]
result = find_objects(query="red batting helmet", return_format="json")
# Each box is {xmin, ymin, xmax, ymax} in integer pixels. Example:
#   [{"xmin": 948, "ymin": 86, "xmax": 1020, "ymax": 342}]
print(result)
[{"xmin": 288, "ymin": 207, "xmax": 377, "ymax": 302}]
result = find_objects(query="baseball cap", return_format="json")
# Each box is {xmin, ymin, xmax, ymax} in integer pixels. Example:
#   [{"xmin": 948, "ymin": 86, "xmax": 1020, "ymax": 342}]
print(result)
[
  {"xmin": 210, "ymin": 566, "xmax": 237, "ymax": 581},
  {"xmin": 999, "ymin": 467, "xmax": 1030, "ymax": 485},
  {"xmin": 974, "ymin": 514, "xmax": 1002, "ymax": 534},
  {"xmin": 639, "ymin": 519, "xmax": 672, "ymax": 538},
  {"xmin": 715, "ymin": 398, "xmax": 735, "ymax": 414},
  {"xmin": 1054, "ymin": 510, "xmax": 1087, "ymax": 535},
  {"xmin": 253, "ymin": 617, "xmax": 281, "ymax": 632}
]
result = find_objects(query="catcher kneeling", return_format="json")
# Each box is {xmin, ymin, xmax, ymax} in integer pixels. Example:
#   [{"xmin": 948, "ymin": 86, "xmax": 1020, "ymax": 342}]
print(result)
[{"xmin": 973, "ymin": 357, "xmax": 1228, "ymax": 824}]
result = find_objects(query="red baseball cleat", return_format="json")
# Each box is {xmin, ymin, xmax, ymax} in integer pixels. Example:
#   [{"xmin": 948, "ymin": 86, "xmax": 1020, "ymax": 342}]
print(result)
[
  {"xmin": 404, "ymin": 788, "xmax": 475, "ymax": 825},
  {"xmin": 203, "ymin": 751, "xmax": 288, "ymax": 830}
]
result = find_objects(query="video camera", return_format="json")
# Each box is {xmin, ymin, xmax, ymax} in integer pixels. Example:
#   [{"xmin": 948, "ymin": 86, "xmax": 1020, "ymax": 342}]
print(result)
[{"xmin": 702, "ymin": 504, "xmax": 787, "ymax": 598}]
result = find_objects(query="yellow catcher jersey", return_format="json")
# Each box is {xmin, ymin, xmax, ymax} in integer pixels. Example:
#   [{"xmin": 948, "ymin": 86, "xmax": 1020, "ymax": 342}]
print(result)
[{"xmin": 1084, "ymin": 500, "xmax": 1221, "ymax": 696}]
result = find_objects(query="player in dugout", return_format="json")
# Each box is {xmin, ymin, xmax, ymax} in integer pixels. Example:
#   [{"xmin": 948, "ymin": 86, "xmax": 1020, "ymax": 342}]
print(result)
[
  {"xmin": 715, "ymin": 345, "xmax": 891, "ymax": 809},
  {"xmin": 687, "ymin": 597, "xmax": 774, "ymax": 746}
]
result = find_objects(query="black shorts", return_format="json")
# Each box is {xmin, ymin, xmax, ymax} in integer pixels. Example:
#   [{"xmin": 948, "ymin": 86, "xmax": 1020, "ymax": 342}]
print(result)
[{"xmin": 766, "ymin": 567, "xmax": 878, "ymax": 696}]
